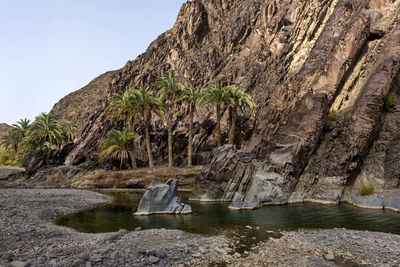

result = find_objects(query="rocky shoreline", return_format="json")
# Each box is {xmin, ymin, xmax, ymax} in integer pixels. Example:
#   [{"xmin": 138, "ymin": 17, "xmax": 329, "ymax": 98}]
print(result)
[
  {"xmin": 0, "ymin": 189, "xmax": 400, "ymax": 266},
  {"xmin": 0, "ymin": 189, "xmax": 229, "ymax": 267}
]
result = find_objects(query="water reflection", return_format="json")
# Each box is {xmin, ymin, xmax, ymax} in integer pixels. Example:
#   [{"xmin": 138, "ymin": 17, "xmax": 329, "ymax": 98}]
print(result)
[{"xmin": 56, "ymin": 190, "xmax": 400, "ymax": 248}]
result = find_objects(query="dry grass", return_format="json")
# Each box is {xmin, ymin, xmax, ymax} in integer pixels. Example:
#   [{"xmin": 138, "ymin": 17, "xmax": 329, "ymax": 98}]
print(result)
[
  {"xmin": 73, "ymin": 165, "xmax": 203, "ymax": 189},
  {"xmin": 327, "ymin": 109, "xmax": 338, "ymax": 120},
  {"xmin": 359, "ymin": 180, "xmax": 375, "ymax": 195}
]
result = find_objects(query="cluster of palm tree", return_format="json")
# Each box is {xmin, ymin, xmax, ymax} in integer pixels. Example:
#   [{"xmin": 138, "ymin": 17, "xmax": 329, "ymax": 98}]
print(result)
[
  {"xmin": 100, "ymin": 72, "xmax": 256, "ymax": 170},
  {"xmin": 0, "ymin": 112, "xmax": 77, "ymax": 166}
]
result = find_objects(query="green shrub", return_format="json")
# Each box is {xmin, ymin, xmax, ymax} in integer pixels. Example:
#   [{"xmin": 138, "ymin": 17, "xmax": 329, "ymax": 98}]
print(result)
[
  {"xmin": 327, "ymin": 109, "xmax": 338, "ymax": 121},
  {"xmin": 359, "ymin": 180, "xmax": 375, "ymax": 195},
  {"xmin": 0, "ymin": 148, "xmax": 17, "ymax": 166},
  {"xmin": 184, "ymin": 7, "xmax": 190, "ymax": 17},
  {"xmin": 385, "ymin": 92, "xmax": 396, "ymax": 109},
  {"xmin": 234, "ymin": 43, "xmax": 242, "ymax": 55}
]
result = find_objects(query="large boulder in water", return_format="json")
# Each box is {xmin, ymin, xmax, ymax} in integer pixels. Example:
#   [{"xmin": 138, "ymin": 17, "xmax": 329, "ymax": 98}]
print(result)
[{"xmin": 134, "ymin": 178, "xmax": 191, "ymax": 215}]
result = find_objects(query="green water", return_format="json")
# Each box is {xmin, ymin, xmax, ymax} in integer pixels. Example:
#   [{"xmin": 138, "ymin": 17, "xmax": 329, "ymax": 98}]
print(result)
[{"xmin": 56, "ymin": 190, "xmax": 400, "ymax": 249}]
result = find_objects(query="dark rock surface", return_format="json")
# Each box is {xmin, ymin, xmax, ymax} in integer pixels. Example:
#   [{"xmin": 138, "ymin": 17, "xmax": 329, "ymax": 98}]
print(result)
[
  {"xmin": 135, "ymin": 179, "xmax": 191, "ymax": 215},
  {"xmin": 25, "ymin": 143, "xmax": 76, "ymax": 177}
]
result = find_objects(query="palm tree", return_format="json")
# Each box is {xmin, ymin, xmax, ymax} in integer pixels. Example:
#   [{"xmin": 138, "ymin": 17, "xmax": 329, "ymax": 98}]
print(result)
[
  {"xmin": 99, "ymin": 128, "xmax": 138, "ymax": 170},
  {"xmin": 154, "ymin": 72, "xmax": 184, "ymax": 168},
  {"xmin": 131, "ymin": 86, "xmax": 164, "ymax": 168},
  {"xmin": 106, "ymin": 90, "xmax": 137, "ymax": 130},
  {"xmin": 12, "ymin": 118, "xmax": 31, "ymax": 140},
  {"xmin": 225, "ymin": 86, "xmax": 256, "ymax": 145},
  {"xmin": 0, "ymin": 130, "xmax": 20, "ymax": 152},
  {"xmin": 61, "ymin": 121, "xmax": 77, "ymax": 143},
  {"xmin": 202, "ymin": 83, "xmax": 227, "ymax": 147},
  {"xmin": 30, "ymin": 112, "xmax": 63, "ymax": 147},
  {"xmin": 0, "ymin": 118, "xmax": 31, "ymax": 152},
  {"xmin": 179, "ymin": 84, "xmax": 204, "ymax": 167},
  {"xmin": 106, "ymin": 89, "xmax": 139, "ymax": 168}
]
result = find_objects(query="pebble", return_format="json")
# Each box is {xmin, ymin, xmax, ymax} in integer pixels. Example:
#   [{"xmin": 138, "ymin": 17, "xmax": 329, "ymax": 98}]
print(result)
[
  {"xmin": 138, "ymin": 248, "xmax": 147, "ymax": 255},
  {"xmin": 154, "ymin": 248, "xmax": 166, "ymax": 258},
  {"xmin": 215, "ymin": 247, "xmax": 227, "ymax": 254},
  {"xmin": 11, "ymin": 261, "xmax": 28, "ymax": 267},
  {"xmin": 78, "ymin": 252, "xmax": 90, "ymax": 261},
  {"xmin": 50, "ymin": 248, "xmax": 63, "ymax": 255},
  {"xmin": 72, "ymin": 259, "xmax": 86, "ymax": 266},
  {"xmin": 325, "ymin": 250, "xmax": 335, "ymax": 261},
  {"xmin": 110, "ymin": 251, "xmax": 119, "ymax": 259},
  {"xmin": 192, "ymin": 252, "xmax": 202, "ymax": 258},
  {"xmin": 149, "ymin": 256, "xmax": 160, "ymax": 264}
]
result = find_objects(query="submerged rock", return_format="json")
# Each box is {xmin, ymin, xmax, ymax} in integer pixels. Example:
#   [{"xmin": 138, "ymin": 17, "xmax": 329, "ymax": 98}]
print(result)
[{"xmin": 134, "ymin": 179, "xmax": 191, "ymax": 215}]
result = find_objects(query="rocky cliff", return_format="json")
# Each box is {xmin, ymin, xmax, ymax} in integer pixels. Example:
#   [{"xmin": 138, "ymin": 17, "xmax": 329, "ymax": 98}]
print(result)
[{"xmin": 43, "ymin": 0, "xmax": 400, "ymax": 208}]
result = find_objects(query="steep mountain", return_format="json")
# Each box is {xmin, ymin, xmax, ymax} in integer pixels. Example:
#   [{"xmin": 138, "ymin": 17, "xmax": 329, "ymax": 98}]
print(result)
[{"xmin": 37, "ymin": 0, "xmax": 400, "ymax": 209}]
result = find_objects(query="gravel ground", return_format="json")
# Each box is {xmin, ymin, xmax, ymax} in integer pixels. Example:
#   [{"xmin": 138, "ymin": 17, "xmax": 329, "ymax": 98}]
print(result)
[
  {"xmin": 0, "ymin": 189, "xmax": 230, "ymax": 267},
  {"xmin": 0, "ymin": 189, "xmax": 400, "ymax": 267},
  {"xmin": 194, "ymin": 229, "xmax": 400, "ymax": 266}
]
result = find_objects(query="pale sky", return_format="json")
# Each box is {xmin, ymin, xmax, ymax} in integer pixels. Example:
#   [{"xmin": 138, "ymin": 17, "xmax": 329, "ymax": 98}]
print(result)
[{"xmin": 0, "ymin": 0, "xmax": 186, "ymax": 125}]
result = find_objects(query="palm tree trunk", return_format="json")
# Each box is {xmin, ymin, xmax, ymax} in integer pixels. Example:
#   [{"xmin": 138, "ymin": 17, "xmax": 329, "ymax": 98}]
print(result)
[
  {"xmin": 129, "ymin": 150, "xmax": 137, "ymax": 169},
  {"xmin": 145, "ymin": 123, "xmax": 154, "ymax": 168},
  {"xmin": 128, "ymin": 123, "xmax": 137, "ymax": 169},
  {"xmin": 188, "ymin": 103, "xmax": 193, "ymax": 167},
  {"xmin": 228, "ymin": 106, "xmax": 237, "ymax": 145},
  {"xmin": 216, "ymin": 103, "xmax": 222, "ymax": 147},
  {"xmin": 120, "ymin": 158, "xmax": 123, "ymax": 170},
  {"xmin": 128, "ymin": 151, "xmax": 137, "ymax": 169},
  {"xmin": 168, "ymin": 113, "xmax": 173, "ymax": 168}
]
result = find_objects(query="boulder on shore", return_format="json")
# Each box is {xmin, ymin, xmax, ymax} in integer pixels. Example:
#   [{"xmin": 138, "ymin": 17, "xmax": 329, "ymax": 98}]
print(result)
[{"xmin": 134, "ymin": 178, "xmax": 191, "ymax": 215}]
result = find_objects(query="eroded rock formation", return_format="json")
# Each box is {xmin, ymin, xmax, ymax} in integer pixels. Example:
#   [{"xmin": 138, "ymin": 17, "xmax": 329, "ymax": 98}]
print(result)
[
  {"xmin": 31, "ymin": 0, "xmax": 400, "ymax": 207},
  {"xmin": 135, "ymin": 179, "xmax": 191, "ymax": 215}
]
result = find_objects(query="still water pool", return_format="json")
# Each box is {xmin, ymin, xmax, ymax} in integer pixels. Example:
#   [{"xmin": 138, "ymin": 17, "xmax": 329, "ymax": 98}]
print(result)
[{"xmin": 56, "ymin": 190, "xmax": 400, "ymax": 248}]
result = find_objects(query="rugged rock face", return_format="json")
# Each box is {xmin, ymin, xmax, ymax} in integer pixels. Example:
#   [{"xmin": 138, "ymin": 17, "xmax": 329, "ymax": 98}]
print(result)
[
  {"xmin": 25, "ymin": 143, "xmax": 76, "ymax": 177},
  {"xmin": 190, "ymin": 145, "xmax": 287, "ymax": 209},
  {"xmin": 135, "ymin": 179, "xmax": 192, "ymax": 215},
  {"xmin": 40, "ymin": 0, "xmax": 400, "ymax": 204}
]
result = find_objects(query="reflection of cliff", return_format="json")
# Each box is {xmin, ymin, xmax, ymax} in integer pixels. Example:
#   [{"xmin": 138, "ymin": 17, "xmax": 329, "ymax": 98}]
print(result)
[{"xmin": 43, "ymin": 0, "xmax": 400, "ymax": 207}]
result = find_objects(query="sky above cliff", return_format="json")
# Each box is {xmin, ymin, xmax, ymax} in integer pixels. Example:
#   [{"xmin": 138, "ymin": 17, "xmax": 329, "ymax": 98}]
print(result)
[{"xmin": 0, "ymin": 0, "xmax": 186, "ymax": 125}]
